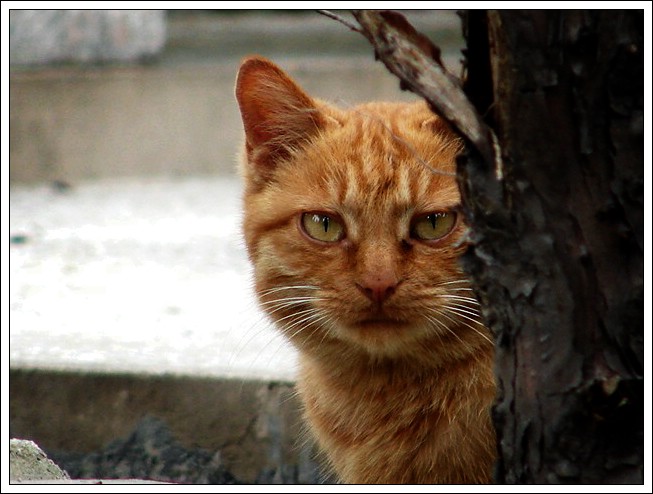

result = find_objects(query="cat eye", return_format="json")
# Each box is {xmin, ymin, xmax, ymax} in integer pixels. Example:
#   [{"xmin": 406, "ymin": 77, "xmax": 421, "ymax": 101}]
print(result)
[
  {"xmin": 411, "ymin": 212, "xmax": 457, "ymax": 241},
  {"xmin": 301, "ymin": 212, "xmax": 345, "ymax": 243}
]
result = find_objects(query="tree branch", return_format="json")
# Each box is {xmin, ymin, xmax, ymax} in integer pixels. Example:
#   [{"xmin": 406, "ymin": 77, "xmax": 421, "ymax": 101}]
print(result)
[
  {"xmin": 350, "ymin": 10, "xmax": 498, "ymax": 172},
  {"xmin": 316, "ymin": 10, "xmax": 363, "ymax": 35}
]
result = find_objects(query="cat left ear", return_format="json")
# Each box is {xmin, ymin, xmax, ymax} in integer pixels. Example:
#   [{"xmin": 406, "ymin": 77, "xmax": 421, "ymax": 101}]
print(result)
[{"xmin": 236, "ymin": 56, "xmax": 326, "ymax": 175}]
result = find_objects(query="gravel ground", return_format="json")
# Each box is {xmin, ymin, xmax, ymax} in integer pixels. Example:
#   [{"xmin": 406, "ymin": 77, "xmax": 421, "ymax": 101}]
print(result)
[{"xmin": 10, "ymin": 175, "xmax": 297, "ymax": 381}]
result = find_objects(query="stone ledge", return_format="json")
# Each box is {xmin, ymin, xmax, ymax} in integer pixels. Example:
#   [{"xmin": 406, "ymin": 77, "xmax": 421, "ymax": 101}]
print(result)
[{"xmin": 9, "ymin": 368, "xmax": 329, "ymax": 484}]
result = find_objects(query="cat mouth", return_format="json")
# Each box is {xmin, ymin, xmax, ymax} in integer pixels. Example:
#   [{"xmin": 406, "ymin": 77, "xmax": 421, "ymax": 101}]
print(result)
[{"xmin": 355, "ymin": 316, "xmax": 407, "ymax": 330}]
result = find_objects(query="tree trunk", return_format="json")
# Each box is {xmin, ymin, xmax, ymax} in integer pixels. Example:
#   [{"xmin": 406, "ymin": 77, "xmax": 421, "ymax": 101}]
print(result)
[{"xmin": 459, "ymin": 10, "xmax": 644, "ymax": 483}]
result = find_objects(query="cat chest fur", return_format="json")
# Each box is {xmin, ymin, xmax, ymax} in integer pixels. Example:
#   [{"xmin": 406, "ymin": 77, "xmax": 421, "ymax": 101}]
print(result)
[{"xmin": 297, "ymin": 348, "xmax": 495, "ymax": 484}]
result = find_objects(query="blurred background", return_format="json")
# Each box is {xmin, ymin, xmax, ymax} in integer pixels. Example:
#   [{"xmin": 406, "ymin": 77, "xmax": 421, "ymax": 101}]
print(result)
[
  {"xmin": 10, "ymin": 9, "xmax": 465, "ymax": 378},
  {"xmin": 9, "ymin": 9, "xmax": 465, "ymax": 483}
]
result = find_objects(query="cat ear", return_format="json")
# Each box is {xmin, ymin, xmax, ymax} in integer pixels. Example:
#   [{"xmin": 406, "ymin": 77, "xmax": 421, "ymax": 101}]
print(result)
[{"xmin": 235, "ymin": 56, "xmax": 326, "ymax": 175}]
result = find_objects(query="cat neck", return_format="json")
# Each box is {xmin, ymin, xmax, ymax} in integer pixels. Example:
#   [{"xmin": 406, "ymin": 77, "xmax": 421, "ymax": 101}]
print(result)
[{"xmin": 297, "ymin": 330, "xmax": 494, "ymax": 385}]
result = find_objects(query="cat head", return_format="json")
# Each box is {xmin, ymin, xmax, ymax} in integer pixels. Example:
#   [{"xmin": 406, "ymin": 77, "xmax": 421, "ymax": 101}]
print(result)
[{"xmin": 236, "ymin": 56, "xmax": 489, "ymax": 364}]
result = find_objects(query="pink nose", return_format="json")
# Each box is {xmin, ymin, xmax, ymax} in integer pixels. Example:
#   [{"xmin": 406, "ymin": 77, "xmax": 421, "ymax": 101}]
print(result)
[{"xmin": 356, "ymin": 273, "xmax": 399, "ymax": 305}]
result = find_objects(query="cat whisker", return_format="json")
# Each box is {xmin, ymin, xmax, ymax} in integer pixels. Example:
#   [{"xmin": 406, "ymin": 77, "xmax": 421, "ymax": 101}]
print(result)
[
  {"xmin": 278, "ymin": 310, "xmax": 334, "ymax": 357},
  {"xmin": 279, "ymin": 308, "xmax": 323, "ymax": 336},
  {"xmin": 288, "ymin": 318, "xmax": 320, "ymax": 341},
  {"xmin": 434, "ymin": 279, "xmax": 473, "ymax": 286},
  {"xmin": 420, "ymin": 315, "xmax": 448, "ymax": 347},
  {"xmin": 260, "ymin": 296, "xmax": 322, "ymax": 306},
  {"xmin": 440, "ymin": 305, "xmax": 494, "ymax": 346},
  {"xmin": 228, "ymin": 287, "xmax": 307, "ymax": 377},
  {"xmin": 258, "ymin": 285, "xmax": 320, "ymax": 296},
  {"xmin": 443, "ymin": 304, "xmax": 483, "ymax": 322},
  {"xmin": 247, "ymin": 327, "xmax": 291, "ymax": 371},
  {"xmin": 444, "ymin": 302, "xmax": 482, "ymax": 317},
  {"xmin": 452, "ymin": 319, "xmax": 494, "ymax": 347},
  {"xmin": 425, "ymin": 312, "xmax": 480, "ymax": 355},
  {"xmin": 316, "ymin": 316, "xmax": 338, "ymax": 347},
  {"xmin": 233, "ymin": 290, "xmax": 325, "ymax": 376},
  {"xmin": 423, "ymin": 311, "xmax": 466, "ymax": 347},
  {"xmin": 229, "ymin": 311, "xmax": 292, "ymax": 380},
  {"xmin": 227, "ymin": 303, "xmax": 276, "ymax": 368},
  {"xmin": 436, "ymin": 294, "xmax": 480, "ymax": 306},
  {"xmin": 427, "ymin": 308, "xmax": 483, "ymax": 352},
  {"xmin": 275, "ymin": 307, "xmax": 323, "ymax": 327},
  {"xmin": 260, "ymin": 297, "xmax": 323, "ymax": 315}
]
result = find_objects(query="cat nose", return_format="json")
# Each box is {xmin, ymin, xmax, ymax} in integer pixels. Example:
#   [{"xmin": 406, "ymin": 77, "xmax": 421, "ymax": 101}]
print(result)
[{"xmin": 356, "ymin": 272, "xmax": 399, "ymax": 305}]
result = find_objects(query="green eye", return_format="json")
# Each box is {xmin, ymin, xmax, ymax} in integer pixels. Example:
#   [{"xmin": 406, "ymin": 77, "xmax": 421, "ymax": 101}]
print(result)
[
  {"xmin": 412, "ymin": 212, "xmax": 457, "ymax": 241},
  {"xmin": 301, "ymin": 212, "xmax": 345, "ymax": 242}
]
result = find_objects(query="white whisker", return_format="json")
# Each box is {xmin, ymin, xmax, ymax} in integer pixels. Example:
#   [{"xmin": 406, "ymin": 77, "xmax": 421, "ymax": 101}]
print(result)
[
  {"xmin": 285, "ymin": 312, "xmax": 330, "ymax": 340},
  {"xmin": 261, "ymin": 297, "xmax": 322, "ymax": 316},
  {"xmin": 276, "ymin": 307, "xmax": 322, "ymax": 326},
  {"xmin": 445, "ymin": 304, "xmax": 481, "ymax": 318},
  {"xmin": 263, "ymin": 317, "xmax": 316, "ymax": 364},
  {"xmin": 424, "ymin": 311, "xmax": 466, "ymax": 346},
  {"xmin": 435, "ymin": 279, "xmax": 472, "ymax": 286},
  {"xmin": 259, "ymin": 285, "xmax": 320, "ymax": 296},
  {"xmin": 316, "ymin": 317, "xmax": 337, "ymax": 346},
  {"xmin": 439, "ymin": 306, "xmax": 494, "ymax": 346},
  {"xmin": 260, "ymin": 296, "xmax": 322, "ymax": 307},
  {"xmin": 444, "ymin": 305, "xmax": 483, "ymax": 323},
  {"xmin": 437, "ymin": 294, "xmax": 480, "ymax": 306},
  {"xmin": 228, "ymin": 282, "xmax": 330, "ymax": 377},
  {"xmin": 227, "ymin": 306, "xmax": 277, "ymax": 369},
  {"xmin": 279, "ymin": 308, "xmax": 321, "ymax": 334}
]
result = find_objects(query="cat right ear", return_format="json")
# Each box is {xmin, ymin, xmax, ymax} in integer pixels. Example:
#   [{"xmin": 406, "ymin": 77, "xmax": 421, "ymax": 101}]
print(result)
[{"xmin": 235, "ymin": 56, "xmax": 325, "ymax": 177}]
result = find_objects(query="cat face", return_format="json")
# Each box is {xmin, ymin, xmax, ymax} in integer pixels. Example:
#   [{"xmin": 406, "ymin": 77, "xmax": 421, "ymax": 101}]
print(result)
[{"xmin": 236, "ymin": 57, "xmax": 487, "ymax": 361}]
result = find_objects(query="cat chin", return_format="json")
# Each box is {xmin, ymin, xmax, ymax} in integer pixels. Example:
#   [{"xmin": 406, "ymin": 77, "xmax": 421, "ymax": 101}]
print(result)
[{"xmin": 330, "ymin": 320, "xmax": 430, "ymax": 358}]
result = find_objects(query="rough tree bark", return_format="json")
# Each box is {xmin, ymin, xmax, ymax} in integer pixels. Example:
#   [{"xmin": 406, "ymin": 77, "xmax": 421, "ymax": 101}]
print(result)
[
  {"xmin": 349, "ymin": 9, "xmax": 644, "ymax": 484},
  {"xmin": 461, "ymin": 11, "xmax": 644, "ymax": 484}
]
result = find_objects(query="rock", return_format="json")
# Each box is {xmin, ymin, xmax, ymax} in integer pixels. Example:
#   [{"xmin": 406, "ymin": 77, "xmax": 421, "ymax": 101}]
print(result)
[{"xmin": 10, "ymin": 439, "xmax": 70, "ymax": 482}]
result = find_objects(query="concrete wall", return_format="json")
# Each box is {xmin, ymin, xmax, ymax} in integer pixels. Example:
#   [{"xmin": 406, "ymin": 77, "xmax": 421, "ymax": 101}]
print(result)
[
  {"xmin": 10, "ymin": 369, "xmax": 325, "ymax": 484},
  {"xmin": 10, "ymin": 10, "xmax": 166, "ymax": 66},
  {"xmin": 9, "ymin": 10, "xmax": 465, "ymax": 184},
  {"xmin": 9, "ymin": 59, "xmax": 423, "ymax": 183}
]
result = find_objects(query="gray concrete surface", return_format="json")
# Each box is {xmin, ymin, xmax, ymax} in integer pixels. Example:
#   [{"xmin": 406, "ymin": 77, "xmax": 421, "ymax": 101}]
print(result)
[{"xmin": 10, "ymin": 176, "xmax": 297, "ymax": 381}]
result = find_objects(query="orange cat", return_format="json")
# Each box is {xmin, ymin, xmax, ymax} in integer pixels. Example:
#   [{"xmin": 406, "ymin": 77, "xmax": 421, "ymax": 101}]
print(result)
[{"xmin": 235, "ymin": 56, "xmax": 496, "ymax": 484}]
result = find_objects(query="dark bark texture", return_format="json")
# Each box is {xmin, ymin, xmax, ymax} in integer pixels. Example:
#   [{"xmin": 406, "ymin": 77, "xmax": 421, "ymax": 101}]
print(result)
[
  {"xmin": 459, "ymin": 10, "xmax": 644, "ymax": 483},
  {"xmin": 350, "ymin": 8, "xmax": 643, "ymax": 484}
]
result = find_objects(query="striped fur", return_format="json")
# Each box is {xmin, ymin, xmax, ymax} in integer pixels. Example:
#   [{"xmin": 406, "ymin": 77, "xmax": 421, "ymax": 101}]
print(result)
[{"xmin": 236, "ymin": 57, "xmax": 496, "ymax": 484}]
